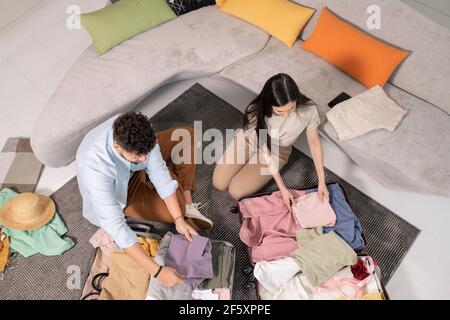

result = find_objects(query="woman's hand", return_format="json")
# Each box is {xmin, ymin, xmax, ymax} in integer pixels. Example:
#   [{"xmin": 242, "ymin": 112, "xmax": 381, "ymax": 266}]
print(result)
[
  {"xmin": 175, "ymin": 217, "xmax": 198, "ymax": 242},
  {"xmin": 281, "ymin": 188, "xmax": 296, "ymax": 211},
  {"xmin": 157, "ymin": 266, "xmax": 184, "ymax": 286},
  {"xmin": 318, "ymin": 182, "xmax": 330, "ymax": 203}
]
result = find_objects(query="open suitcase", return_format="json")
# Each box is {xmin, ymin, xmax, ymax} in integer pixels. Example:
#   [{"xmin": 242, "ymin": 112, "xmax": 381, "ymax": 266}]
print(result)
[
  {"xmin": 231, "ymin": 182, "xmax": 390, "ymax": 300},
  {"xmin": 81, "ymin": 222, "xmax": 236, "ymax": 300}
]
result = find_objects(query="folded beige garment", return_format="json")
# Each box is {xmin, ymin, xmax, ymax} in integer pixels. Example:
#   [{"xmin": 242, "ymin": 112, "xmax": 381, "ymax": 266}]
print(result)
[{"xmin": 326, "ymin": 85, "xmax": 408, "ymax": 141}]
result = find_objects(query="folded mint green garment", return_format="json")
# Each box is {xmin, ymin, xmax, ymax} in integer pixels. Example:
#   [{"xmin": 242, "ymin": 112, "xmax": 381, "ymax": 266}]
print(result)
[
  {"xmin": 290, "ymin": 231, "xmax": 357, "ymax": 286},
  {"xmin": 0, "ymin": 188, "xmax": 75, "ymax": 257}
]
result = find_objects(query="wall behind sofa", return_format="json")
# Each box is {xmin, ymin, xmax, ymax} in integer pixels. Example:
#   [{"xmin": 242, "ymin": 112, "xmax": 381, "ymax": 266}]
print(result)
[
  {"xmin": 0, "ymin": 0, "xmax": 45, "ymax": 31},
  {"xmin": 401, "ymin": 0, "xmax": 450, "ymax": 30}
]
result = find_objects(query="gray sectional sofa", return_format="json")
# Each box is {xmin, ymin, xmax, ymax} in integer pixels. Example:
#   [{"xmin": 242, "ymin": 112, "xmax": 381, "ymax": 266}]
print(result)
[
  {"xmin": 31, "ymin": 7, "xmax": 270, "ymax": 167},
  {"xmin": 30, "ymin": 0, "xmax": 450, "ymax": 197}
]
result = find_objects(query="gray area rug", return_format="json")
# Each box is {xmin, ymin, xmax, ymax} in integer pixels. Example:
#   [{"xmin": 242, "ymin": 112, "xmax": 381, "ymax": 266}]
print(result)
[{"xmin": 0, "ymin": 84, "xmax": 420, "ymax": 300}]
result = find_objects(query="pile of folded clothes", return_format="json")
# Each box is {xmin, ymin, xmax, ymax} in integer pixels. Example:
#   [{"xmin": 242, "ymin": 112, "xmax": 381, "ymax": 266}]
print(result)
[
  {"xmin": 147, "ymin": 232, "xmax": 233, "ymax": 300},
  {"xmin": 83, "ymin": 230, "xmax": 234, "ymax": 300},
  {"xmin": 255, "ymin": 254, "xmax": 383, "ymax": 300},
  {"xmin": 239, "ymin": 183, "xmax": 382, "ymax": 300}
]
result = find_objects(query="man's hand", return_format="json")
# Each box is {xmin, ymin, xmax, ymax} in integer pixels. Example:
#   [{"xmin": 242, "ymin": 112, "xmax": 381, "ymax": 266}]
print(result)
[
  {"xmin": 123, "ymin": 242, "xmax": 183, "ymax": 288},
  {"xmin": 156, "ymin": 266, "xmax": 184, "ymax": 286},
  {"xmin": 175, "ymin": 218, "xmax": 198, "ymax": 242}
]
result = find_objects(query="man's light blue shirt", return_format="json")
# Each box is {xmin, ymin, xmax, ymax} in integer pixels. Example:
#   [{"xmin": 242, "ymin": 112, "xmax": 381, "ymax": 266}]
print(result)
[{"xmin": 76, "ymin": 116, "xmax": 178, "ymax": 249}]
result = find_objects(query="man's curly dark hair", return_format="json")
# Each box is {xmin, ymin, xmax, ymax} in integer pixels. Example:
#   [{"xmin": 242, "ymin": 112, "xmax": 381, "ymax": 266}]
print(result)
[{"xmin": 113, "ymin": 112, "xmax": 156, "ymax": 155}]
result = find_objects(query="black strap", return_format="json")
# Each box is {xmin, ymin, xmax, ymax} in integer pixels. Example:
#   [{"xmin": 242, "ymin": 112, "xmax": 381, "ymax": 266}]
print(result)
[
  {"xmin": 153, "ymin": 266, "xmax": 163, "ymax": 278},
  {"xmin": 80, "ymin": 272, "xmax": 109, "ymax": 300},
  {"xmin": 126, "ymin": 221, "xmax": 159, "ymax": 238},
  {"xmin": 80, "ymin": 291, "xmax": 100, "ymax": 300},
  {"xmin": 92, "ymin": 272, "xmax": 109, "ymax": 292},
  {"xmin": 127, "ymin": 222, "xmax": 153, "ymax": 233}
]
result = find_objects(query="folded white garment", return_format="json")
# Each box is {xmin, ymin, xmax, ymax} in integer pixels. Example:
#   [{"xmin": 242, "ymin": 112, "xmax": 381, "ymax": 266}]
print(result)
[
  {"xmin": 254, "ymin": 257, "xmax": 301, "ymax": 292},
  {"xmin": 192, "ymin": 289, "xmax": 220, "ymax": 300},
  {"xmin": 326, "ymin": 85, "xmax": 408, "ymax": 141},
  {"xmin": 259, "ymin": 266, "xmax": 381, "ymax": 300}
]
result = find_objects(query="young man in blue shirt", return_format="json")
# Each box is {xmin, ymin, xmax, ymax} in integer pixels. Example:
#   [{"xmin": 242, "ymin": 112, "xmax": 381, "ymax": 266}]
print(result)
[{"xmin": 77, "ymin": 112, "xmax": 213, "ymax": 287}]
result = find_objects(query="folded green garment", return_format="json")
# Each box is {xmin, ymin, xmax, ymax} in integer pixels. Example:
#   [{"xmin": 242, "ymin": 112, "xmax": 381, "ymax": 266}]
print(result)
[
  {"xmin": 81, "ymin": 0, "xmax": 176, "ymax": 55},
  {"xmin": 290, "ymin": 230, "xmax": 357, "ymax": 286},
  {"xmin": 296, "ymin": 227, "xmax": 324, "ymax": 244},
  {"xmin": 200, "ymin": 243, "xmax": 233, "ymax": 290},
  {"xmin": 0, "ymin": 188, "xmax": 74, "ymax": 257}
]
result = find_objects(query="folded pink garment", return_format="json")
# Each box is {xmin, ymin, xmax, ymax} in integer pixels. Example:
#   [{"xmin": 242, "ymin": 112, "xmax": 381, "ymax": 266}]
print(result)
[
  {"xmin": 89, "ymin": 229, "xmax": 117, "ymax": 260},
  {"xmin": 239, "ymin": 190, "xmax": 305, "ymax": 263},
  {"xmin": 213, "ymin": 288, "xmax": 231, "ymax": 300},
  {"xmin": 251, "ymin": 237, "xmax": 299, "ymax": 263},
  {"xmin": 292, "ymin": 192, "xmax": 336, "ymax": 229},
  {"xmin": 89, "ymin": 229, "xmax": 115, "ymax": 249}
]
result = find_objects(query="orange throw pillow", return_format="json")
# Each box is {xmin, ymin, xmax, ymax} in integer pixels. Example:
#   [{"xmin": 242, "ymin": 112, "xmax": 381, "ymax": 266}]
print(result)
[
  {"xmin": 302, "ymin": 8, "xmax": 409, "ymax": 88},
  {"xmin": 215, "ymin": 0, "xmax": 225, "ymax": 7}
]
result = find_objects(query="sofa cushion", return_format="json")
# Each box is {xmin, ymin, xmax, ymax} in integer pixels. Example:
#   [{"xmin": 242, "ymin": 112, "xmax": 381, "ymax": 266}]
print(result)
[
  {"xmin": 221, "ymin": 37, "xmax": 369, "ymax": 118},
  {"xmin": 81, "ymin": 0, "xmax": 176, "ymax": 55},
  {"xmin": 301, "ymin": 8, "xmax": 409, "ymax": 88},
  {"xmin": 295, "ymin": 0, "xmax": 450, "ymax": 115},
  {"xmin": 220, "ymin": 37, "xmax": 450, "ymax": 197},
  {"xmin": 166, "ymin": 0, "xmax": 216, "ymax": 16},
  {"xmin": 220, "ymin": 0, "xmax": 315, "ymax": 48},
  {"xmin": 291, "ymin": 0, "xmax": 326, "ymax": 40},
  {"xmin": 30, "ymin": 6, "xmax": 270, "ymax": 167}
]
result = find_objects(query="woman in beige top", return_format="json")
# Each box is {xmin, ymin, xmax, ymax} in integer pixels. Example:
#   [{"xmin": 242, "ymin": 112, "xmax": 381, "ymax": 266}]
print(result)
[{"xmin": 213, "ymin": 73, "xmax": 329, "ymax": 209}]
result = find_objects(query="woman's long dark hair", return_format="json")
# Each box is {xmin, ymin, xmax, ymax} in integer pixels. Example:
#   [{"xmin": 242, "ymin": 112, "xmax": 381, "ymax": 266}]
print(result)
[{"xmin": 243, "ymin": 73, "xmax": 311, "ymax": 150}]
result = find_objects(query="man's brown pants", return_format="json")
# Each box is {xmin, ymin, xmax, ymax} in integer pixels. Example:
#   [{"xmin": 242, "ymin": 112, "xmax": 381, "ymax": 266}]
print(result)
[{"xmin": 124, "ymin": 126, "xmax": 195, "ymax": 223}]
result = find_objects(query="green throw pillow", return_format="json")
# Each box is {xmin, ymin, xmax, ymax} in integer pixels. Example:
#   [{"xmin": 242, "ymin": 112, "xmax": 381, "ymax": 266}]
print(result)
[{"xmin": 81, "ymin": 0, "xmax": 176, "ymax": 55}]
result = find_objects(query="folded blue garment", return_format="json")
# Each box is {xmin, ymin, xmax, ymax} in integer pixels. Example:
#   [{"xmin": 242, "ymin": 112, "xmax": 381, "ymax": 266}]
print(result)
[{"xmin": 306, "ymin": 183, "xmax": 365, "ymax": 251}]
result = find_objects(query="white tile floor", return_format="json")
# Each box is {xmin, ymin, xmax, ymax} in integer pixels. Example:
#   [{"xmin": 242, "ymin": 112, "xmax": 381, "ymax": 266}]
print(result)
[{"xmin": 1, "ymin": 0, "xmax": 450, "ymax": 300}]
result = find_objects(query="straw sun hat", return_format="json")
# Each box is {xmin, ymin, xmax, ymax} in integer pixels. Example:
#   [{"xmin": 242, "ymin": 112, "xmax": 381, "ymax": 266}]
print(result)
[{"xmin": 0, "ymin": 193, "xmax": 56, "ymax": 230}]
